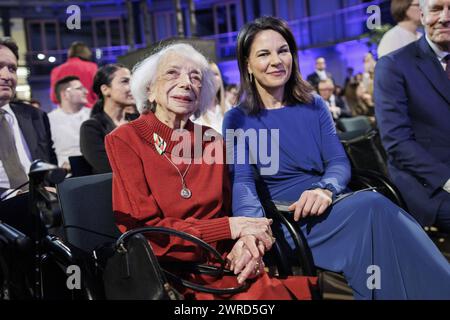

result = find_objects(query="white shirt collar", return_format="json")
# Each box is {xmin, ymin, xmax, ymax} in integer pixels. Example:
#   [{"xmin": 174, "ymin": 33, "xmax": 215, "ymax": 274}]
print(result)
[
  {"xmin": 1, "ymin": 103, "xmax": 12, "ymax": 114},
  {"xmin": 425, "ymin": 34, "xmax": 450, "ymax": 63}
]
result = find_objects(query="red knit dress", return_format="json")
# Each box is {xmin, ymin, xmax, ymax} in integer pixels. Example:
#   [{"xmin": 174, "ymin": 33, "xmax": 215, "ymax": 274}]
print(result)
[{"xmin": 105, "ymin": 111, "xmax": 316, "ymax": 300}]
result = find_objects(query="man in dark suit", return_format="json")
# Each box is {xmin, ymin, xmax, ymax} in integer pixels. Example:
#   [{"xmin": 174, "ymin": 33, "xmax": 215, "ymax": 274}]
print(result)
[
  {"xmin": 374, "ymin": 0, "xmax": 450, "ymax": 232},
  {"xmin": 318, "ymin": 79, "xmax": 352, "ymax": 120},
  {"xmin": 306, "ymin": 57, "xmax": 334, "ymax": 91},
  {"xmin": 0, "ymin": 37, "xmax": 56, "ymax": 199}
]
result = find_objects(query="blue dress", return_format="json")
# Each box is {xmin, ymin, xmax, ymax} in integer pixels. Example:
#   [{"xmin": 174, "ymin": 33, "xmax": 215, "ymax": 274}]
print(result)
[{"xmin": 222, "ymin": 96, "xmax": 450, "ymax": 300}]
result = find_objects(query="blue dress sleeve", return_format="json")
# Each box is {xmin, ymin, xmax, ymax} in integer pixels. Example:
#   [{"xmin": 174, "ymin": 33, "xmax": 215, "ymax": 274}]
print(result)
[
  {"xmin": 222, "ymin": 109, "xmax": 265, "ymax": 218},
  {"xmin": 311, "ymin": 96, "xmax": 351, "ymax": 196}
]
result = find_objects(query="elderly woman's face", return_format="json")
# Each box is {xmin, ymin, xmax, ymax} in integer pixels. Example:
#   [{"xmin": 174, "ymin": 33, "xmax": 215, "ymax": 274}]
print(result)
[{"xmin": 148, "ymin": 52, "xmax": 203, "ymax": 118}]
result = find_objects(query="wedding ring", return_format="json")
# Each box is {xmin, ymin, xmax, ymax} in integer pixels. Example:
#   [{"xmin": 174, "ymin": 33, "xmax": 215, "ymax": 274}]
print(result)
[{"xmin": 254, "ymin": 261, "xmax": 261, "ymax": 274}]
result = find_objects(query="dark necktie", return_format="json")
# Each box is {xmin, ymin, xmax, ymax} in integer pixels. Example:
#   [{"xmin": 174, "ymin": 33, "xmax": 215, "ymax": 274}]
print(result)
[
  {"xmin": 0, "ymin": 108, "xmax": 29, "ymax": 189},
  {"xmin": 445, "ymin": 54, "xmax": 450, "ymax": 80}
]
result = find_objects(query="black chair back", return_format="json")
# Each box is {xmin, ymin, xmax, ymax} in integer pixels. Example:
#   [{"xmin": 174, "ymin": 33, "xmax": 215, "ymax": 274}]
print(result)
[
  {"xmin": 56, "ymin": 173, "xmax": 120, "ymax": 253},
  {"xmin": 69, "ymin": 156, "xmax": 93, "ymax": 177},
  {"xmin": 340, "ymin": 129, "xmax": 389, "ymax": 176},
  {"xmin": 336, "ymin": 116, "xmax": 371, "ymax": 133}
]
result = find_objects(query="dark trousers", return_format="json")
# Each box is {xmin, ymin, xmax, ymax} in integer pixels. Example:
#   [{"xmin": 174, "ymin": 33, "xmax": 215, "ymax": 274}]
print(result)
[{"xmin": 436, "ymin": 194, "xmax": 450, "ymax": 233}]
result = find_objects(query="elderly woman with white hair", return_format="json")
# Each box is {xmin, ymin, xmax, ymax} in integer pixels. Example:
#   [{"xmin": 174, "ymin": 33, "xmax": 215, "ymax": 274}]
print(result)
[{"xmin": 104, "ymin": 43, "xmax": 315, "ymax": 300}]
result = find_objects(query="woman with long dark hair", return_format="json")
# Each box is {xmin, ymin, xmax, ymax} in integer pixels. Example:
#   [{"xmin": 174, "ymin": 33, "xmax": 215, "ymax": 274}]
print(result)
[
  {"xmin": 223, "ymin": 16, "xmax": 450, "ymax": 299},
  {"xmin": 80, "ymin": 64, "xmax": 135, "ymax": 173}
]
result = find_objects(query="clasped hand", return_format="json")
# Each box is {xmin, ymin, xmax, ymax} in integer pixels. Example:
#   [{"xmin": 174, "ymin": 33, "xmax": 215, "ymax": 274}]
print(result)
[
  {"xmin": 226, "ymin": 235, "xmax": 266, "ymax": 284},
  {"xmin": 227, "ymin": 216, "xmax": 276, "ymax": 284}
]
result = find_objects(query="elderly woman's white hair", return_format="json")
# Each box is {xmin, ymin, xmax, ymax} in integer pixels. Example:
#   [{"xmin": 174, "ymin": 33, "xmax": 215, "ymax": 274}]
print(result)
[{"xmin": 130, "ymin": 43, "xmax": 216, "ymax": 117}]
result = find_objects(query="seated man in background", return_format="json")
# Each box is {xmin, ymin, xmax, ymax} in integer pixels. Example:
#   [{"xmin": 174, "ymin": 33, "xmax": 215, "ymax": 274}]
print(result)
[
  {"xmin": 0, "ymin": 37, "xmax": 57, "ymax": 242},
  {"xmin": 48, "ymin": 76, "xmax": 91, "ymax": 171},
  {"xmin": 0, "ymin": 37, "xmax": 56, "ymax": 200},
  {"xmin": 318, "ymin": 79, "xmax": 352, "ymax": 120},
  {"xmin": 306, "ymin": 57, "xmax": 334, "ymax": 90},
  {"xmin": 374, "ymin": 0, "xmax": 450, "ymax": 233}
]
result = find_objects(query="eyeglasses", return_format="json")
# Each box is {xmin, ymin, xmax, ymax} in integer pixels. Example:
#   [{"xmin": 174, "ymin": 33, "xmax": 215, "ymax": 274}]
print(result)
[
  {"xmin": 67, "ymin": 86, "xmax": 87, "ymax": 92},
  {"xmin": 159, "ymin": 69, "xmax": 203, "ymax": 87}
]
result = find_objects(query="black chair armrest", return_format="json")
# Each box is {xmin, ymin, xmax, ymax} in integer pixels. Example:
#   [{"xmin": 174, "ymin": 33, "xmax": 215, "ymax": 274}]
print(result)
[
  {"xmin": 0, "ymin": 222, "xmax": 32, "ymax": 252},
  {"xmin": 349, "ymin": 168, "xmax": 408, "ymax": 210},
  {"xmin": 261, "ymin": 199, "xmax": 317, "ymax": 277}
]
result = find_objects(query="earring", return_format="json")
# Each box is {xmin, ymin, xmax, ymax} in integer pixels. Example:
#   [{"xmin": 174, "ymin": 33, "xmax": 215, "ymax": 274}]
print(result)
[{"xmin": 249, "ymin": 72, "xmax": 254, "ymax": 83}]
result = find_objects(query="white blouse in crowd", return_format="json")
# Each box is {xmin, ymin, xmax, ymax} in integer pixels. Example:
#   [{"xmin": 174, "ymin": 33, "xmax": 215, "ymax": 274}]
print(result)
[
  {"xmin": 191, "ymin": 104, "xmax": 225, "ymax": 134},
  {"xmin": 377, "ymin": 25, "xmax": 422, "ymax": 58}
]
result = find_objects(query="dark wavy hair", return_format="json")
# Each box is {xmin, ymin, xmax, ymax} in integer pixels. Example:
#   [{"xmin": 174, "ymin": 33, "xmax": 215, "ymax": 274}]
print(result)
[
  {"xmin": 0, "ymin": 37, "xmax": 19, "ymax": 60},
  {"xmin": 236, "ymin": 16, "xmax": 313, "ymax": 115},
  {"xmin": 91, "ymin": 63, "xmax": 126, "ymax": 116}
]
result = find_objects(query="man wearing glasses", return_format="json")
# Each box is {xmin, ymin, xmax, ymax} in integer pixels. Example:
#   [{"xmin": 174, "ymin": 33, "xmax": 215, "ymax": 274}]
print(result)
[{"xmin": 48, "ymin": 76, "xmax": 91, "ymax": 172}]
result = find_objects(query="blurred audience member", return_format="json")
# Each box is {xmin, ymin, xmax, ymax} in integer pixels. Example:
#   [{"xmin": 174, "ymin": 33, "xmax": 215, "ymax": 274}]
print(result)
[
  {"xmin": 377, "ymin": 0, "xmax": 422, "ymax": 58},
  {"xmin": 334, "ymin": 84, "xmax": 344, "ymax": 97},
  {"xmin": 50, "ymin": 42, "xmax": 98, "ymax": 108},
  {"xmin": 225, "ymin": 83, "xmax": 239, "ymax": 109},
  {"xmin": 29, "ymin": 99, "xmax": 41, "ymax": 109},
  {"xmin": 48, "ymin": 76, "xmax": 90, "ymax": 170},
  {"xmin": 191, "ymin": 62, "xmax": 226, "ymax": 133},
  {"xmin": 0, "ymin": 37, "xmax": 56, "ymax": 200},
  {"xmin": 318, "ymin": 79, "xmax": 352, "ymax": 120},
  {"xmin": 80, "ymin": 64, "xmax": 134, "ymax": 174},
  {"xmin": 374, "ymin": 0, "xmax": 450, "ymax": 232},
  {"xmin": 306, "ymin": 57, "xmax": 334, "ymax": 90},
  {"xmin": 362, "ymin": 52, "xmax": 376, "ymax": 96},
  {"xmin": 123, "ymin": 104, "xmax": 139, "ymax": 122},
  {"xmin": 354, "ymin": 72, "xmax": 363, "ymax": 83},
  {"xmin": 343, "ymin": 67, "xmax": 355, "ymax": 90},
  {"xmin": 345, "ymin": 79, "xmax": 375, "ymax": 123}
]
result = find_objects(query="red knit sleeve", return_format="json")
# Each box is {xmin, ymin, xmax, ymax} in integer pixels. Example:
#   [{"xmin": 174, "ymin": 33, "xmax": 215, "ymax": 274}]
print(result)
[{"xmin": 105, "ymin": 131, "xmax": 232, "ymax": 262}]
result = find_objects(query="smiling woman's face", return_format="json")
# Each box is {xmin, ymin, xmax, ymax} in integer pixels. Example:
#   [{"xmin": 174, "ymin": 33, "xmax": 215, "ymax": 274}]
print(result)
[
  {"xmin": 246, "ymin": 29, "xmax": 293, "ymax": 94},
  {"xmin": 148, "ymin": 52, "xmax": 203, "ymax": 118}
]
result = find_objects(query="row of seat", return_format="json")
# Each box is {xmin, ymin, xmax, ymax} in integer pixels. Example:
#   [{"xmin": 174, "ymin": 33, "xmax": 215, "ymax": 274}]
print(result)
[{"xmin": 0, "ymin": 116, "xmax": 407, "ymax": 299}]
